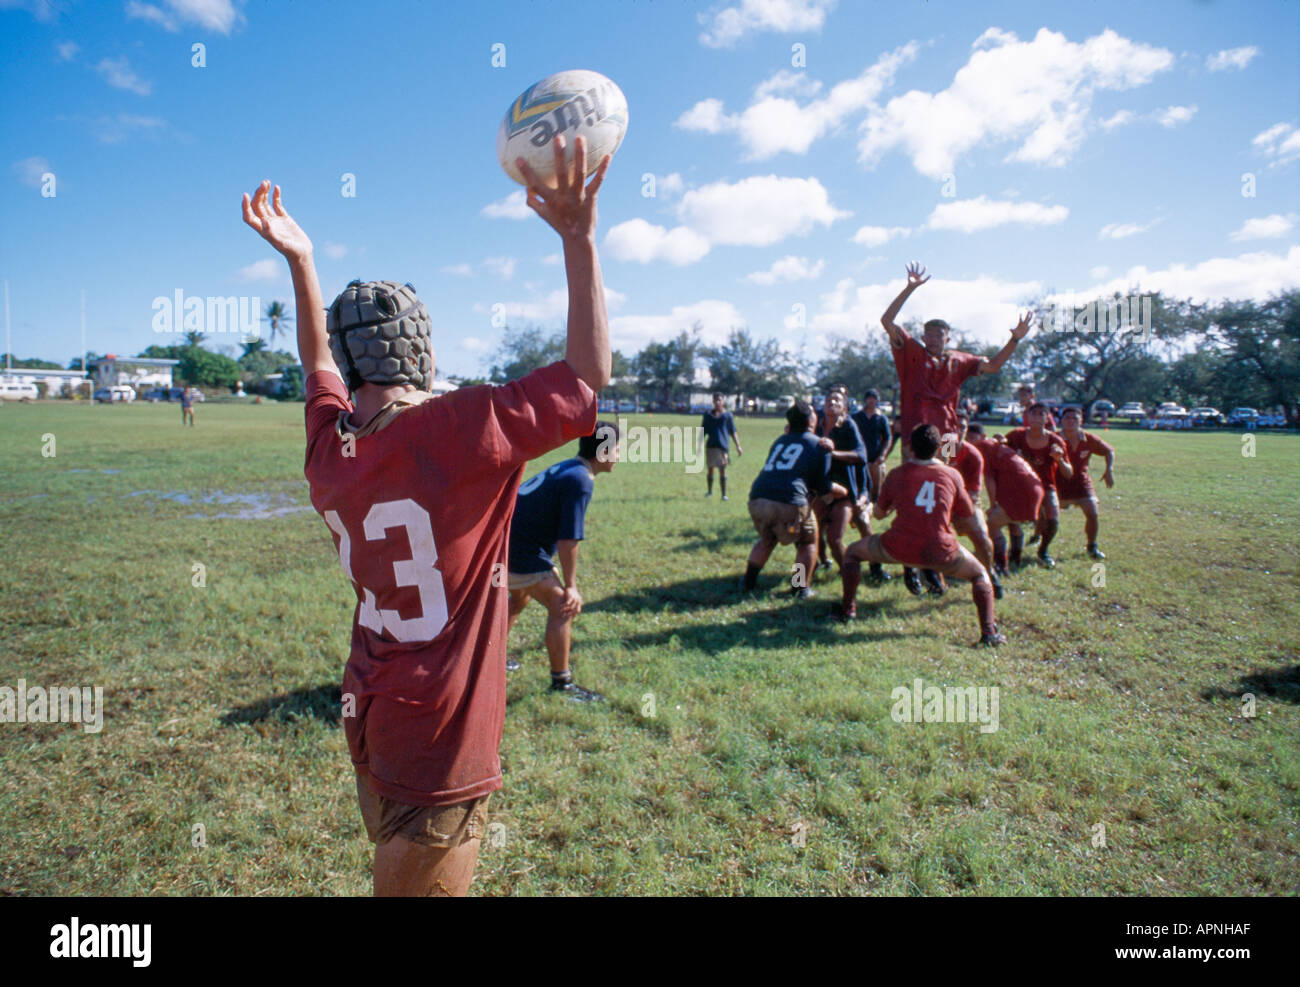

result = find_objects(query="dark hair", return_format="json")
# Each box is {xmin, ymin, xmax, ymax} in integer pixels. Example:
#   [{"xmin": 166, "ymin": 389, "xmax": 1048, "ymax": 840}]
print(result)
[
  {"xmin": 966, "ymin": 423, "xmax": 985, "ymax": 438},
  {"xmin": 1061, "ymin": 404, "xmax": 1083, "ymax": 419},
  {"xmin": 863, "ymin": 388, "xmax": 879, "ymax": 402},
  {"xmin": 1017, "ymin": 383, "xmax": 1034, "ymax": 395},
  {"xmin": 579, "ymin": 420, "xmax": 619, "ymax": 460},
  {"xmin": 786, "ymin": 399, "xmax": 813, "ymax": 432},
  {"xmin": 1027, "ymin": 401, "xmax": 1048, "ymax": 415},
  {"xmin": 712, "ymin": 392, "xmax": 724, "ymax": 401},
  {"xmin": 923, "ymin": 319, "xmax": 951, "ymax": 335},
  {"xmin": 910, "ymin": 424, "xmax": 941, "ymax": 459}
]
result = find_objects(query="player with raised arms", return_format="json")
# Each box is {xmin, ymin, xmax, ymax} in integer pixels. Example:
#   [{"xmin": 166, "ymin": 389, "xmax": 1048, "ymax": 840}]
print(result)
[
  {"xmin": 506, "ymin": 421, "xmax": 620, "ymax": 702},
  {"xmin": 742, "ymin": 399, "xmax": 832, "ymax": 599},
  {"xmin": 1056, "ymin": 404, "xmax": 1116, "ymax": 559},
  {"xmin": 878, "ymin": 262, "xmax": 1031, "ymax": 595},
  {"xmin": 839, "ymin": 425, "xmax": 1004, "ymax": 645},
  {"xmin": 240, "ymin": 133, "xmax": 611, "ymax": 897},
  {"xmin": 1003, "ymin": 402, "xmax": 1072, "ymax": 568}
]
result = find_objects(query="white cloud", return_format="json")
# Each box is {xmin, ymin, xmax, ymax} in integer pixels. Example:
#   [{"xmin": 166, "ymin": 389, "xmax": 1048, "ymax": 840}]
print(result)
[
  {"xmin": 322, "ymin": 241, "xmax": 347, "ymax": 260},
  {"xmin": 1155, "ymin": 104, "xmax": 1197, "ymax": 128},
  {"xmin": 755, "ymin": 69, "xmax": 823, "ymax": 100},
  {"xmin": 676, "ymin": 44, "xmax": 917, "ymax": 158},
  {"xmin": 859, "ymin": 27, "xmax": 1174, "ymax": 178},
  {"xmin": 480, "ymin": 189, "xmax": 531, "ymax": 220},
  {"xmin": 460, "ymin": 336, "xmax": 492, "ymax": 353},
  {"xmin": 1089, "ymin": 265, "xmax": 1110, "ymax": 280},
  {"xmin": 126, "ymin": 0, "xmax": 241, "ymax": 34},
  {"xmin": 1229, "ymin": 214, "xmax": 1295, "ymax": 241},
  {"xmin": 745, "ymin": 255, "xmax": 824, "ymax": 284},
  {"xmin": 1075, "ymin": 245, "xmax": 1300, "ymax": 304},
  {"xmin": 540, "ymin": 253, "xmax": 562, "ymax": 266},
  {"xmin": 236, "ymin": 258, "xmax": 282, "ymax": 282},
  {"xmin": 604, "ymin": 219, "xmax": 712, "ymax": 265},
  {"xmin": 610, "ymin": 299, "xmax": 747, "ymax": 350},
  {"xmin": 678, "ymin": 175, "xmax": 849, "ymax": 245},
  {"xmin": 1098, "ymin": 221, "xmax": 1153, "ymax": 240},
  {"xmin": 482, "ymin": 256, "xmax": 517, "ymax": 280},
  {"xmin": 96, "ymin": 56, "xmax": 151, "ymax": 96},
  {"xmin": 12, "ymin": 156, "xmax": 51, "ymax": 188},
  {"xmin": 55, "ymin": 41, "xmax": 79, "ymax": 61},
  {"xmin": 657, "ymin": 172, "xmax": 685, "ymax": 198},
  {"xmin": 0, "ymin": 0, "xmax": 56, "ymax": 22},
  {"xmin": 1099, "ymin": 110, "xmax": 1136, "ymax": 130},
  {"xmin": 926, "ymin": 196, "xmax": 1068, "ymax": 234},
  {"xmin": 809, "ymin": 273, "xmax": 1043, "ymax": 345},
  {"xmin": 1252, "ymin": 122, "xmax": 1300, "ymax": 167},
  {"xmin": 972, "ymin": 27, "xmax": 1018, "ymax": 50},
  {"xmin": 1206, "ymin": 46, "xmax": 1259, "ymax": 72},
  {"xmin": 440, "ymin": 263, "xmax": 473, "ymax": 277},
  {"xmin": 851, "ymin": 224, "xmax": 909, "ymax": 247},
  {"xmin": 93, "ymin": 113, "xmax": 166, "ymax": 144},
  {"xmin": 699, "ymin": 0, "xmax": 836, "ymax": 48},
  {"xmin": 476, "ymin": 286, "xmax": 627, "ymax": 324}
]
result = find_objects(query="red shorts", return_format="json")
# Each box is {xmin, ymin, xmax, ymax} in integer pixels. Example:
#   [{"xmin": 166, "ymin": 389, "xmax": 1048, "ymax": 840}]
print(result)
[
  {"xmin": 881, "ymin": 528, "xmax": 961, "ymax": 568},
  {"xmin": 997, "ymin": 476, "xmax": 1045, "ymax": 523},
  {"xmin": 1057, "ymin": 476, "xmax": 1095, "ymax": 502}
]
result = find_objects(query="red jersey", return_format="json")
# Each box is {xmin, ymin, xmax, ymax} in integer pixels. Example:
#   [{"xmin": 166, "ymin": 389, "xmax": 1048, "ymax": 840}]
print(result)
[
  {"xmin": 1004, "ymin": 427, "xmax": 1068, "ymax": 491},
  {"xmin": 304, "ymin": 361, "xmax": 596, "ymax": 805},
  {"xmin": 891, "ymin": 330, "xmax": 984, "ymax": 440},
  {"xmin": 968, "ymin": 435, "xmax": 1045, "ymax": 521},
  {"xmin": 876, "ymin": 460, "xmax": 973, "ymax": 567},
  {"xmin": 1058, "ymin": 430, "xmax": 1113, "ymax": 500},
  {"xmin": 952, "ymin": 440, "xmax": 984, "ymax": 497}
]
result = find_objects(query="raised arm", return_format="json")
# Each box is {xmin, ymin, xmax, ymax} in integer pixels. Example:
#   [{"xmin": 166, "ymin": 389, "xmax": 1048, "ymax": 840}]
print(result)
[
  {"xmin": 240, "ymin": 182, "xmax": 332, "ymax": 377},
  {"xmin": 979, "ymin": 312, "xmax": 1033, "ymax": 375},
  {"xmin": 880, "ymin": 262, "xmax": 929, "ymax": 348},
  {"xmin": 517, "ymin": 136, "xmax": 611, "ymax": 392}
]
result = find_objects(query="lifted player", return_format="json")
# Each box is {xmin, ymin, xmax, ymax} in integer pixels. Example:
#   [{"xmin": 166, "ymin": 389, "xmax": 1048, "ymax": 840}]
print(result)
[
  {"xmin": 1004, "ymin": 403, "xmax": 1072, "ymax": 568},
  {"xmin": 840, "ymin": 425, "xmax": 1004, "ymax": 645},
  {"xmin": 1057, "ymin": 404, "xmax": 1116, "ymax": 559},
  {"xmin": 241, "ymin": 134, "xmax": 610, "ymax": 897},
  {"xmin": 700, "ymin": 392, "xmax": 743, "ymax": 500},
  {"xmin": 742, "ymin": 400, "xmax": 832, "ymax": 599},
  {"xmin": 506, "ymin": 421, "xmax": 619, "ymax": 703}
]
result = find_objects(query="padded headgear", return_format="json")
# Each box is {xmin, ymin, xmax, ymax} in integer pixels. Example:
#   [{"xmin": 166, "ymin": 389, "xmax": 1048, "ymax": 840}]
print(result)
[{"xmin": 326, "ymin": 280, "xmax": 433, "ymax": 391}]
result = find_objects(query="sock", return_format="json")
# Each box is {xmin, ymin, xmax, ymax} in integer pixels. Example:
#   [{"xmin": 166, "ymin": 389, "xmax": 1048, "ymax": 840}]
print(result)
[
  {"xmin": 551, "ymin": 669, "xmax": 573, "ymax": 688},
  {"xmin": 841, "ymin": 559, "xmax": 861, "ymax": 610},
  {"xmin": 972, "ymin": 578, "xmax": 996, "ymax": 637},
  {"xmin": 707, "ymin": 475, "xmax": 713, "ymax": 493},
  {"xmin": 993, "ymin": 533, "xmax": 1008, "ymax": 570},
  {"xmin": 1009, "ymin": 533, "xmax": 1024, "ymax": 567},
  {"xmin": 869, "ymin": 562, "xmax": 884, "ymax": 579},
  {"xmin": 720, "ymin": 475, "xmax": 727, "ymax": 497},
  {"xmin": 1038, "ymin": 518, "xmax": 1058, "ymax": 557},
  {"xmin": 742, "ymin": 562, "xmax": 761, "ymax": 590}
]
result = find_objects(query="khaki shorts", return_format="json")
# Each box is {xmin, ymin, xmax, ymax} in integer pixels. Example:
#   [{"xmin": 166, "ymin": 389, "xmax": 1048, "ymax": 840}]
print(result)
[
  {"xmin": 507, "ymin": 568, "xmax": 558, "ymax": 591},
  {"xmin": 749, "ymin": 498, "xmax": 816, "ymax": 546},
  {"xmin": 706, "ymin": 446, "xmax": 730, "ymax": 469},
  {"xmin": 356, "ymin": 770, "xmax": 490, "ymax": 848}
]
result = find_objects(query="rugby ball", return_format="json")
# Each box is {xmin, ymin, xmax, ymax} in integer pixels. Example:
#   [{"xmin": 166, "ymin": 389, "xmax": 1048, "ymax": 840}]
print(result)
[{"xmin": 497, "ymin": 70, "xmax": 628, "ymax": 188}]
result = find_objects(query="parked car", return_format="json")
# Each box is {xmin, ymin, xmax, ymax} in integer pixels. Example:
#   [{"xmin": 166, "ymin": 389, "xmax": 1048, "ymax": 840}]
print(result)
[
  {"xmin": 94, "ymin": 385, "xmax": 136, "ymax": 403},
  {"xmin": 616, "ymin": 400, "xmax": 637, "ymax": 413},
  {"xmin": 1227, "ymin": 407, "xmax": 1259, "ymax": 426},
  {"xmin": 1117, "ymin": 402, "xmax": 1145, "ymax": 421},
  {"xmin": 1088, "ymin": 400, "xmax": 1115, "ymax": 422},
  {"xmin": 0, "ymin": 381, "xmax": 39, "ymax": 402},
  {"xmin": 1157, "ymin": 402, "xmax": 1187, "ymax": 416},
  {"xmin": 1189, "ymin": 407, "xmax": 1224, "ymax": 426},
  {"xmin": 1258, "ymin": 412, "xmax": 1286, "ymax": 427}
]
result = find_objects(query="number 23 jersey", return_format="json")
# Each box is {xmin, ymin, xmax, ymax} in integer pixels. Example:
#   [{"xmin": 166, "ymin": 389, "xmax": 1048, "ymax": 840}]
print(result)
[{"xmin": 304, "ymin": 362, "xmax": 596, "ymax": 807}]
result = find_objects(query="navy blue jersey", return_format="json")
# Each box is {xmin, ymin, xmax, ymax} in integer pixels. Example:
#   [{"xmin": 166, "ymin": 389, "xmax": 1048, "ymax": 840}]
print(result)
[
  {"xmin": 851, "ymin": 410, "xmax": 892, "ymax": 462},
  {"xmin": 748, "ymin": 432, "xmax": 831, "ymax": 506},
  {"xmin": 700, "ymin": 410, "xmax": 736, "ymax": 450},
  {"xmin": 817, "ymin": 416, "xmax": 866, "ymax": 497},
  {"xmin": 508, "ymin": 458, "xmax": 594, "ymax": 574}
]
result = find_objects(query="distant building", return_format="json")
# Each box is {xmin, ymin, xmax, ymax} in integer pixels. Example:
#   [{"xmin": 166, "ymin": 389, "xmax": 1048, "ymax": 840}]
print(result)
[
  {"xmin": 89, "ymin": 355, "xmax": 179, "ymax": 390},
  {"xmin": 1, "ymin": 368, "xmax": 90, "ymax": 395}
]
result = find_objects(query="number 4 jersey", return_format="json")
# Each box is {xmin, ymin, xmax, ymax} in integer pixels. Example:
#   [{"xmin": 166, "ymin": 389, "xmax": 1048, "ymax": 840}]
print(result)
[
  {"xmin": 304, "ymin": 362, "xmax": 596, "ymax": 807},
  {"xmin": 875, "ymin": 459, "xmax": 974, "ymax": 568}
]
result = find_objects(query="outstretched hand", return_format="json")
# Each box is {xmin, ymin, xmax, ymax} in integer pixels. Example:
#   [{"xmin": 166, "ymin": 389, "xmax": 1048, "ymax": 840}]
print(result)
[
  {"xmin": 241, "ymin": 181, "xmax": 312, "ymax": 260},
  {"xmin": 517, "ymin": 135, "xmax": 611, "ymax": 241},
  {"xmin": 905, "ymin": 262, "xmax": 930, "ymax": 289},
  {"xmin": 1011, "ymin": 311, "xmax": 1034, "ymax": 340}
]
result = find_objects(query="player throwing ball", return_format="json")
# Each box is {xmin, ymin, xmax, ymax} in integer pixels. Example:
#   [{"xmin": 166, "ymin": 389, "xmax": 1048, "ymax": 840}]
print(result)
[
  {"xmin": 1057, "ymin": 405, "xmax": 1116, "ymax": 559},
  {"xmin": 742, "ymin": 400, "xmax": 832, "ymax": 599},
  {"xmin": 240, "ymin": 133, "xmax": 611, "ymax": 897},
  {"xmin": 506, "ymin": 422, "xmax": 619, "ymax": 702},
  {"xmin": 839, "ymin": 425, "xmax": 1003, "ymax": 644}
]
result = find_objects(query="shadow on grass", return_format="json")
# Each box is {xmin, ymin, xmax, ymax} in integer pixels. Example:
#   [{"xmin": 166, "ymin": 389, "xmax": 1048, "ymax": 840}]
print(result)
[
  {"xmin": 221, "ymin": 684, "xmax": 342, "ymax": 727},
  {"xmin": 1200, "ymin": 662, "xmax": 1300, "ymax": 706},
  {"xmin": 669, "ymin": 525, "xmax": 756, "ymax": 554}
]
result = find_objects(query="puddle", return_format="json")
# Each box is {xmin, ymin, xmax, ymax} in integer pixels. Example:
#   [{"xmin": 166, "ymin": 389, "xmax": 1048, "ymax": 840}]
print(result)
[{"xmin": 128, "ymin": 489, "xmax": 313, "ymax": 521}]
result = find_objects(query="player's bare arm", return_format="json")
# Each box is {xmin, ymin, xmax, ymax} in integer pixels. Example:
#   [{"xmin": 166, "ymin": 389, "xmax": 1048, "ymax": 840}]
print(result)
[
  {"xmin": 241, "ymin": 181, "xmax": 332, "ymax": 376},
  {"xmin": 979, "ymin": 312, "xmax": 1033, "ymax": 375},
  {"xmin": 879, "ymin": 262, "xmax": 929, "ymax": 348},
  {"xmin": 517, "ymin": 135, "xmax": 612, "ymax": 392},
  {"xmin": 1050, "ymin": 442, "xmax": 1074, "ymax": 480},
  {"xmin": 556, "ymin": 539, "xmax": 582, "ymax": 616}
]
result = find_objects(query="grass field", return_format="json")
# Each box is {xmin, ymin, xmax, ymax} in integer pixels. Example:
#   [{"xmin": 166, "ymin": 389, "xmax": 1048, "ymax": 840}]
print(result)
[{"xmin": 1, "ymin": 399, "xmax": 1297, "ymax": 896}]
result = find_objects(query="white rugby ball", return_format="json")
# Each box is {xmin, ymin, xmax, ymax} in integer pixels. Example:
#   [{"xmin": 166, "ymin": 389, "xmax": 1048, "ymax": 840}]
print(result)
[{"xmin": 497, "ymin": 69, "xmax": 628, "ymax": 188}]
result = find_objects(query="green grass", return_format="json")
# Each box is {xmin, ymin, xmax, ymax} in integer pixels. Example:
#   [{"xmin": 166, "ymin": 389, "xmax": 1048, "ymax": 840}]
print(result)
[{"xmin": 1, "ymin": 400, "xmax": 1297, "ymax": 896}]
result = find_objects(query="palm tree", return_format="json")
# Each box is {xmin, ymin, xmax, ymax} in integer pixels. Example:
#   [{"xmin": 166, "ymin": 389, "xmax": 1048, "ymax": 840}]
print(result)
[
  {"xmin": 265, "ymin": 301, "xmax": 293, "ymax": 350},
  {"xmin": 183, "ymin": 329, "xmax": 206, "ymax": 348},
  {"xmin": 241, "ymin": 337, "xmax": 268, "ymax": 359}
]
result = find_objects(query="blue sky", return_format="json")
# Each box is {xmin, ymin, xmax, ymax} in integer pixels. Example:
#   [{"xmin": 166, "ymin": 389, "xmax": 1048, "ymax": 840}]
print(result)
[{"xmin": 2, "ymin": 0, "xmax": 1298, "ymax": 378}]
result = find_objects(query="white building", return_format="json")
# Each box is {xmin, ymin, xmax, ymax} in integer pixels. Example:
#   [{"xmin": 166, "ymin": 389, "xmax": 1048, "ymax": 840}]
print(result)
[
  {"xmin": 0, "ymin": 368, "xmax": 91, "ymax": 397},
  {"xmin": 88, "ymin": 355, "xmax": 179, "ymax": 390}
]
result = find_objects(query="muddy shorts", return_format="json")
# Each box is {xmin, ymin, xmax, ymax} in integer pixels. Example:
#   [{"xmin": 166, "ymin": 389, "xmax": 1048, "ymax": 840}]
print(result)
[
  {"xmin": 356, "ymin": 770, "xmax": 490, "ymax": 848},
  {"xmin": 748, "ymin": 498, "xmax": 816, "ymax": 546}
]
